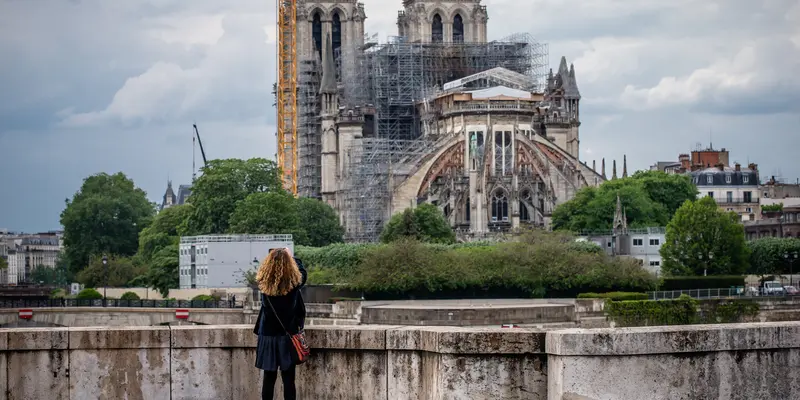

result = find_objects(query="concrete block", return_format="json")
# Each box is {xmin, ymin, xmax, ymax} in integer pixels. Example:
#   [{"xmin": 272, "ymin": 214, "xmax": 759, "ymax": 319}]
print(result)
[
  {"xmin": 171, "ymin": 348, "xmax": 233, "ymax": 400},
  {"xmin": 546, "ymin": 321, "xmax": 800, "ymax": 356},
  {"xmin": 436, "ymin": 354, "xmax": 547, "ymax": 399},
  {"xmin": 6, "ymin": 327, "xmax": 68, "ymax": 350},
  {"xmin": 306, "ymin": 325, "xmax": 398, "ymax": 350},
  {"xmin": 7, "ymin": 350, "xmax": 69, "ymax": 399},
  {"xmin": 69, "ymin": 349, "xmax": 171, "ymax": 400},
  {"xmin": 387, "ymin": 326, "xmax": 546, "ymax": 354},
  {"xmin": 171, "ymin": 325, "xmax": 256, "ymax": 349},
  {"xmin": 297, "ymin": 350, "xmax": 388, "ymax": 399},
  {"xmin": 0, "ymin": 353, "xmax": 6, "ymax": 400},
  {"xmin": 231, "ymin": 348, "xmax": 262, "ymax": 400},
  {"xmin": 68, "ymin": 326, "xmax": 170, "ymax": 349}
]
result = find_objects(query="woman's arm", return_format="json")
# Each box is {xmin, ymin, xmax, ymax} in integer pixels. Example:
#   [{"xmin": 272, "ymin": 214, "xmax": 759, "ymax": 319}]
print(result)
[{"xmin": 294, "ymin": 257, "xmax": 308, "ymax": 287}]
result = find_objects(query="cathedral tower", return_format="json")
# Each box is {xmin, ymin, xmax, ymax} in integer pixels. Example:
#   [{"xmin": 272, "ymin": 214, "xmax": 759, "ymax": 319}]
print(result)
[
  {"xmin": 397, "ymin": 1, "xmax": 488, "ymax": 43},
  {"xmin": 320, "ymin": 34, "xmax": 339, "ymax": 207},
  {"xmin": 297, "ymin": 1, "xmax": 366, "ymax": 67},
  {"xmin": 543, "ymin": 56, "xmax": 581, "ymax": 159}
]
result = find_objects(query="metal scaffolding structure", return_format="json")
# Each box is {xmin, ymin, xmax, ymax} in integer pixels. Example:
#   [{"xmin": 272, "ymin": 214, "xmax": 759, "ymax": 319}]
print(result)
[
  {"xmin": 297, "ymin": 58, "xmax": 322, "ymax": 198},
  {"xmin": 341, "ymin": 137, "xmax": 441, "ymax": 242}
]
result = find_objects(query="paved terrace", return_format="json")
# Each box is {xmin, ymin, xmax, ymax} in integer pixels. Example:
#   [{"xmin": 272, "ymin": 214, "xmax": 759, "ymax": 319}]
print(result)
[{"xmin": 1, "ymin": 322, "xmax": 799, "ymax": 399}]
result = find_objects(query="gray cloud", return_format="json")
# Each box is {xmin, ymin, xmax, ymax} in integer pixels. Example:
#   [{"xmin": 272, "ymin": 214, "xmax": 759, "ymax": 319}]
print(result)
[{"xmin": 1, "ymin": 0, "xmax": 799, "ymax": 231}]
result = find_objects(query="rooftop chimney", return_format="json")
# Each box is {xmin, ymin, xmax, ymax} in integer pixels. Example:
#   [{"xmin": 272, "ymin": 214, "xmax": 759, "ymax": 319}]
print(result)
[
  {"xmin": 748, "ymin": 163, "xmax": 758, "ymax": 171},
  {"xmin": 734, "ymin": 163, "xmax": 741, "ymax": 172},
  {"xmin": 716, "ymin": 162, "xmax": 725, "ymax": 171}
]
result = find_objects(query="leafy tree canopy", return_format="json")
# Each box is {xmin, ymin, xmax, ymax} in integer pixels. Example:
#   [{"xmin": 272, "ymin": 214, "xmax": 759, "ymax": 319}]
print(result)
[
  {"xmin": 660, "ymin": 197, "xmax": 750, "ymax": 276},
  {"xmin": 296, "ymin": 197, "xmax": 344, "ymax": 247},
  {"xmin": 228, "ymin": 191, "xmax": 305, "ymax": 240},
  {"xmin": 60, "ymin": 172, "xmax": 155, "ymax": 273},
  {"xmin": 76, "ymin": 256, "xmax": 147, "ymax": 288},
  {"xmin": 29, "ymin": 265, "xmax": 65, "ymax": 285},
  {"xmin": 138, "ymin": 204, "xmax": 192, "ymax": 261},
  {"xmin": 0, "ymin": 257, "xmax": 7, "ymax": 270},
  {"xmin": 140, "ymin": 244, "xmax": 179, "ymax": 298},
  {"xmin": 747, "ymin": 237, "xmax": 800, "ymax": 276},
  {"xmin": 186, "ymin": 158, "xmax": 283, "ymax": 235},
  {"xmin": 552, "ymin": 171, "xmax": 697, "ymax": 232},
  {"xmin": 381, "ymin": 203, "xmax": 456, "ymax": 244}
]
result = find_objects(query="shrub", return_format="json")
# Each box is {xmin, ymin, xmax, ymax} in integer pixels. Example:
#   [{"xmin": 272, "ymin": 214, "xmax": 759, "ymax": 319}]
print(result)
[
  {"xmin": 606, "ymin": 294, "xmax": 760, "ymax": 327},
  {"xmin": 191, "ymin": 294, "xmax": 217, "ymax": 302},
  {"xmin": 660, "ymin": 276, "xmax": 745, "ymax": 290},
  {"xmin": 120, "ymin": 291, "xmax": 141, "ymax": 300},
  {"xmin": 76, "ymin": 288, "xmax": 103, "ymax": 300},
  {"xmin": 577, "ymin": 292, "xmax": 648, "ymax": 301}
]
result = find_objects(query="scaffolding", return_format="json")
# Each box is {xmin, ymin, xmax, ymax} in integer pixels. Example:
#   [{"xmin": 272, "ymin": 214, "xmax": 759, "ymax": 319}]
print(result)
[
  {"xmin": 341, "ymin": 137, "xmax": 441, "ymax": 242},
  {"xmin": 296, "ymin": 58, "xmax": 322, "ymax": 199}
]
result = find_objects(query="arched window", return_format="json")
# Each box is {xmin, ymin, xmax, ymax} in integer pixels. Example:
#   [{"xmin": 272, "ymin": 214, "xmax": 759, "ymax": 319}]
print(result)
[
  {"xmin": 312, "ymin": 12, "xmax": 322, "ymax": 59},
  {"xmin": 432, "ymin": 14, "xmax": 443, "ymax": 43},
  {"xmin": 453, "ymin": 14, "xmax": 464, "ymax": 43},
  {"xmin": 491, "ymin": 190, "xmax": 509, "ymax": 222},
  {"xmin": 332, "ymin": 12, "xmax": 342, "ymax": 61},
  {"xmin": 520, "ymin": 190, "xmax": 533, "ymax": 222}
]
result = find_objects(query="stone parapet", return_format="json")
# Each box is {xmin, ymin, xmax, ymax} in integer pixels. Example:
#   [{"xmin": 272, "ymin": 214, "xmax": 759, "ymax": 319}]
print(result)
[{"xmin": 1, "ymin": 323, "xmax": 799, "ymax": 399}]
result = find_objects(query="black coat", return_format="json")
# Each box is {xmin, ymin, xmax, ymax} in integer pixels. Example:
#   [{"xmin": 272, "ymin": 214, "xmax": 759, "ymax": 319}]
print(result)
[{"xmin": 253, "ymin": 258, "xmax": 307, "ymax": 337}]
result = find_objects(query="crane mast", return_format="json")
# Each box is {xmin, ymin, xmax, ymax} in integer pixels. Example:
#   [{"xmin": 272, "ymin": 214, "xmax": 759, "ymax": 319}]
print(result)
[{"xmin": 276, "ymin": 0, "xmax": 298, "ymax": 195}]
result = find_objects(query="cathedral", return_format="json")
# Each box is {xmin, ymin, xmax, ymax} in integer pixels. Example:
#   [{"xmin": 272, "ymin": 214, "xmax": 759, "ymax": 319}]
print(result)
[{"xmin": 293, "ymin": 0, "xmax": 603, "ymax": 241}]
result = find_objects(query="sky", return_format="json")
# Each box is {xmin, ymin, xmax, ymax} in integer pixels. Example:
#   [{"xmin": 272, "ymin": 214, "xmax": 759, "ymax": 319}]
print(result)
[{"xmin": 1, "ymin": 0, "xmax": 799, "ymax": 232}]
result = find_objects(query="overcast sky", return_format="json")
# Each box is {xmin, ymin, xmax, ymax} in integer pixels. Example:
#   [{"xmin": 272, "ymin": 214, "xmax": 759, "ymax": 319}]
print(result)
[{"xmin": 1, "ymin": 0, "xmax": 799, "ymax": 232}]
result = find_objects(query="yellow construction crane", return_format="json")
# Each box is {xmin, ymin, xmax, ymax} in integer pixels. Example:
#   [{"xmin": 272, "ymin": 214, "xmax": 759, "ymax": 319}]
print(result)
[{"xmin": 276, "ymin": 0, "xmax": 298, "ymax": 195}]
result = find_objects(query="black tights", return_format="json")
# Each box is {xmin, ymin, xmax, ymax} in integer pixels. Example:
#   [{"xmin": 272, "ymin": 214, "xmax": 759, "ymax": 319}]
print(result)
[{"xmin": 262, "ymin": 365, "xmax": 296, "ymax": 400}]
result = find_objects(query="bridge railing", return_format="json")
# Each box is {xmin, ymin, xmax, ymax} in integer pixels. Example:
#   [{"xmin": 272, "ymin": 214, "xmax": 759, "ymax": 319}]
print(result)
[{"xmin": 0, "ymin": 299, "xmax": 245, "ymax": 309}]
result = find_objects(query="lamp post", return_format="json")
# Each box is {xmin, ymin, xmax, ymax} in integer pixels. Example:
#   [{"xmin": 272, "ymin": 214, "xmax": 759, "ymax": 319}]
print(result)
[
  {"xmin": 701, "ymin": 253, "xmax": 714, "ymax": 277},
  {"xmin": 785, "ymin": 252, "xmax": 798, "ymax": 286},
  {"xmin": 102, "ymin": 255, "xmax": 108, "ymax": 306}
]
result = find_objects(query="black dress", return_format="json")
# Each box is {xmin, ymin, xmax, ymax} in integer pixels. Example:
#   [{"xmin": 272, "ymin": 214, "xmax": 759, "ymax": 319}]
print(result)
[{"xmin": 254, "ymin": 258, "xmax": 307, "ymax": 372}]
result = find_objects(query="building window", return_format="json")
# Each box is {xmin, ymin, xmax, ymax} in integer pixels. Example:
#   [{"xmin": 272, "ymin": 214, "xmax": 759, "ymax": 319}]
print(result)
[
  {"xmin": 649, "ymin": 261, "xmax": 661, "ymax": 267},
  {"xmin": 452, "ymin": 14, "xmax": 464, "ymax": 43},
  {"xmin": 431, "ymin": 13, "xmax": 443, "ymax": 43},
  {"xmin": 312, "ymin": 12, "xmax": 322, "ymax": 59},
  {"xmin": 332, "ymin": 12, "xmax": 342, "ymax": 60},
  {"xmin": 726, "ymin": 191, "xmax": 733, "ymax": 203},
  {"xmin": 650, "ymin": 238, "xmax": 660, "ymax": 246},
  {"xmin": 707, "ymin": 175, "xmax": 713, "ymax": 184},
  {"xmin": 744, "ymin": 192, "xmax": 752, "ymax": 203},
  {"xmin": 708, "ymin": 192, "xmax": 714, "ymax": 198},
  {"xmin": 725, "ymin": 174, "xmax": 731, "ymax": 184},
  {"xmin": 743, "ymin": 175, "xmax": 749, "ymax": 184},
  {"xmin": 633, "ymin": 239, "xmax": 643, "ymax": 246},
  {"xmin": 491, "ymin": 190, "xmax": 509, "ymax": 222}
]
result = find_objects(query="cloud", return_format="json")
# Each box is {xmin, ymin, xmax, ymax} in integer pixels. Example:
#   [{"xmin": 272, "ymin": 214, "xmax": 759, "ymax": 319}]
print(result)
[{"xmin": 1, "ymin": 0, "xmax": 799, "ymax": 232}]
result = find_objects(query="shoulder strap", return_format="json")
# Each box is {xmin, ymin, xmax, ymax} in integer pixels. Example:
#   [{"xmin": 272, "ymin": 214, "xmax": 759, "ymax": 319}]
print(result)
[{"xmin": 264, "ymin": 295, "xmax": 290, "ymax": 335}]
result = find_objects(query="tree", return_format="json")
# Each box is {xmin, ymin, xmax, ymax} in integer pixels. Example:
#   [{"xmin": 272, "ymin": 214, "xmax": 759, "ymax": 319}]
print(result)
[
  {"xmin": 660, "ymin": 197, "xmax": 750, "ymax": 276},
  {"xmin": 186, "ymin": 158, "xmax": 283, "ymax": 235},
  {"xmin": 0, "ymin": 256, "xmax": 7, "ymax": 270},
  {"xmin": 552, "ymin": 171, "xmax": 697, "ymax": 232},
  {"xmin": 228, "ymin": 192, "xmax": 306, "ymax": 241},
  {"xmin": 381, "ymin": 204, "xmax": 455, "ymax": 244},
  {"xmin": 60, "ymin": 173, "xmax": 155, "ymax": 273},
  {"xmin": 747, "ymin": 237, "xmax": 800, "ymax": 276},
  {"xmin": 138, "ymin": 204, "xmax": 192, "ymax": 261},
  {"xmin": 29, "ymin": 265, "xmax": 60, "ymax": 285},
  {"xmin": 296, "ymin": 197, "xmax": 344, "ymax": 247},
  {"xmin": 76, "ymin": 256, "xmax": 147, "ymax": 288},
  {"xmin": 142, "ymin": 244, "xmax": 179, "ymax": 298}
]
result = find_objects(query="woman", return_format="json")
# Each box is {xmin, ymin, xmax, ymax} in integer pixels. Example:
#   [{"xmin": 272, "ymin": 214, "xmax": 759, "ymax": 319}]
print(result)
[{"xmin": 253, "ymin": 248, "xmax": 307, "ymax": 400}]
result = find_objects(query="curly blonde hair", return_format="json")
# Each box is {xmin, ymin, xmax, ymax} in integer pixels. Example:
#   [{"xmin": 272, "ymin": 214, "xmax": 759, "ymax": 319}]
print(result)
[{"xmin": 256, "ymin": 248, "xmax": 301, "ymax": 296}]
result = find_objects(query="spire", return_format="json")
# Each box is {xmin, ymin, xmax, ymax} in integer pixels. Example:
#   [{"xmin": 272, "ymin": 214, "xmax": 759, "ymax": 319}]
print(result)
[
  {"xmin": 622, "ymin": 155, "xmax": 628, "ymax": 178},
  {"xmin": 613, "ymin": 195, "xmax": 627, "ymax": 235},
  {"xmin": 320, "ymin": 33, "xmax": 336, "ymax": 95},
  {"xmin": 558, "ymin": 56, "xmax": 568, "ymax": 75},
  {"xmin": 612, "ymin": 160, "xmax": 618, "ymax": 180},
  {"xmin": 601, "ymin": 158, "xmax": 606, "ymax": 179}
]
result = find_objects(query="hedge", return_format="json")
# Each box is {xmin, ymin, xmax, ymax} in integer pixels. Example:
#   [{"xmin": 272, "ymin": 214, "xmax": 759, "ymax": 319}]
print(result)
[
  {"xmin": 76, "ymin": 288, "xmax": 103, "ymax": 300},
  {"xmin": 660, "ymin": 276, "xmax": 745, "ymax": 290},
  {"xmin": 606, "ymin": 294, "xmax": 760, "ymax": 327},
  {"xmin": 120, "ymin": 291, "xmax": 141, "ymax": 300},
  {"xmin": 577, "ymin": 292, "xmax": 648, "ymax": 301},
  {"xmin": 330, "ymin": 232, "xmax": 658, "ymax": 299}
]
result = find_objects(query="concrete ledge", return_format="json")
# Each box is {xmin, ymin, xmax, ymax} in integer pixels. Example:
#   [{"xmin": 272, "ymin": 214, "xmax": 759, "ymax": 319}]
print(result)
[
  {"xmin": 546, "ymin": 321, "xmax": 800, "ymax": 356},
  {"xmin": 7, "ymin": 328, "xmax": 69, "ymax": 350},
  {"xmin": 70, "ymin": 326, "xmax": 170, "ymax": 350},
  {"xmin": 388, "ymin": 326, "xmax": 546, "ymax": 354}
]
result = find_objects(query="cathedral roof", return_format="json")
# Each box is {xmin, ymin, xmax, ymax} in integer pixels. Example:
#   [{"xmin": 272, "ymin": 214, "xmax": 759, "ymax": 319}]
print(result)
[
  {"xmin": 466, "ymin": 86, "xmax": 534, "ymax": 100},
  {"xmin": 443, "ymin": 67, "xmax": 537, "ymax": 92}
]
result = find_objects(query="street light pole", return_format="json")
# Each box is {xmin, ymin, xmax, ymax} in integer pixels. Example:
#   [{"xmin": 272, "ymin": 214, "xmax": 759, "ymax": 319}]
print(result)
[{"xmin": 102, "ymin": 255, "xmax": 108, "ymax": 306}]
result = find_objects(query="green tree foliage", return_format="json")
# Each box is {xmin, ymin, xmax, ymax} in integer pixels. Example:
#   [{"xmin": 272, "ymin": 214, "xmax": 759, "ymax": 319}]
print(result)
[
  {"xmin": 140, "ymin": 244, "xmax": 179, "ymax": 298},
  {"xmin": 138, "ymin": 204, "xmax": 192, "ymax": 261},
  {"xmin": 380, "ymin": 204, "xmax": 456, "ymax": 244},
  {"xmin": 552, "ymin": 171, "xmax": 697, "ymax": 232},
  {"xmin": 29, "ymin": 265, "xmax": 61, "ymax": 285},
  {"xmin": 60, "ymin": 173, "xmax": 155, "ymax": 273},
  {"xmin": 186, "ymin": 158, "xmax": 283, "ymax": 235},
  {"xmin": 76, "ymin": 256, "xmax": 147, "ymax": 288},
  {"xmin": 296, "ymin": 197, "xmax": 344, "ymax": 247},
  {"xmin": 228, "ymin": 191, "xmax": 304, "ymax": 237},
  {"xmin": 76, "ymin": 288, "xmax": 103, "ymax": 300},
  {"xmin": 660, "ymin": 197, "xmax": 750, "ymax": 276},
  {"xmin": 0, "ymin": 256, "xmax": 7, "ymax": 270},
  {"xmin": 747, "ymin": 237, "xmax": 800, "ymax": 276},
  {"xmin": 120, "ymin": 291, "xmax": 141, "ymax": 300}
]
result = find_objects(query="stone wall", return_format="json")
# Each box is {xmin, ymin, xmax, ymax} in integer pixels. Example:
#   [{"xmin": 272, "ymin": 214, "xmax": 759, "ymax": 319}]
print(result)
[{"xmin": 1, "ymin": 322, "xmax": 799, "ymax": 399}]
